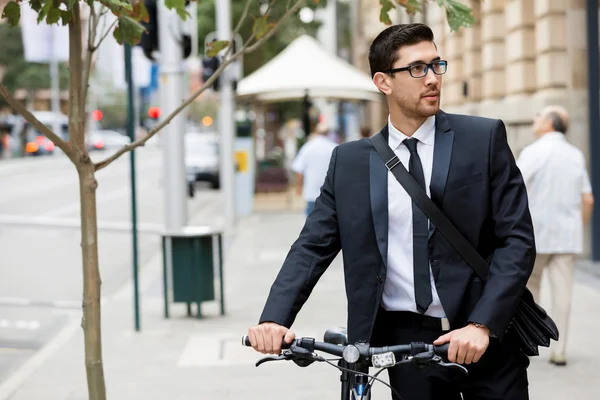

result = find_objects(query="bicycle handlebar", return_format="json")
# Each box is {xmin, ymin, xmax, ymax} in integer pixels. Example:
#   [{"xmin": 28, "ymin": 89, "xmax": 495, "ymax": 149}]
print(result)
[{"xmin": 242, "ymin": 335, "xmax": 449, "ymax": 360}]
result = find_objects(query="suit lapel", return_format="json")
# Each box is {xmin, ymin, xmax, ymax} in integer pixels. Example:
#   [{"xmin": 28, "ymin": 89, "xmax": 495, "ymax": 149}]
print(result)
[
  {"xmin": 429, "ymin": 110, "xmax": 454, "ymax": 238},
  {"xmin": 370, "ymin": 127, "xmax": 389, "ymax": 269}
]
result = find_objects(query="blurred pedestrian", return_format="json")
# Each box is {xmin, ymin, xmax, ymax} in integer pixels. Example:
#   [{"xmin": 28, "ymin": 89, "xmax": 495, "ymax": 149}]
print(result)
[
  {"xmin": 292, "ymin": 122, "xmax": 337, "ymax": 215},
  {"xmin": 518, "ymin": 105, "xmax": 595, "ymax": 366}
]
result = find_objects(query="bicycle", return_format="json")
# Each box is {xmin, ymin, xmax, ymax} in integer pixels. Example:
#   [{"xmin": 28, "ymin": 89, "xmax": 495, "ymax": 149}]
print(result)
[{"xmin": 242, "ymin": 327, "xmax": 468, "ymax": 400}]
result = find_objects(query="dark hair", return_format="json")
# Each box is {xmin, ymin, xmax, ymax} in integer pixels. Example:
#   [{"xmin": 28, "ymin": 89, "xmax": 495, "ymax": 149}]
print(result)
[
  {"xmin": 548, "ymin": 111, "xmax": 567, "ymax": 134},
  {"xmin": 368, "ymin": 23, "xmax": 435, "ymax": 78}
]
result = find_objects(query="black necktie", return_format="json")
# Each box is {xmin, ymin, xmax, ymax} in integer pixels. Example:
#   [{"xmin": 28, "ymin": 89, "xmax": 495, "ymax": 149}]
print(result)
[{"xmin": 403, "ymin": 138, "xmax": 432, "ymax": 313}]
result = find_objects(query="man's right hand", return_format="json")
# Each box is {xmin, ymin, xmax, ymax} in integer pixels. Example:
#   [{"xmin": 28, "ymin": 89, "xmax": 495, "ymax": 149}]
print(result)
[{"xmin": 247, "ymin": 322, "xmax": 296, "ymax": 354}]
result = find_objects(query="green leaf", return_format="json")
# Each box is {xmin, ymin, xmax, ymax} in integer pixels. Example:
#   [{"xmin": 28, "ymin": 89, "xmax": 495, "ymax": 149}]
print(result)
[
  {"xmin": 252, "ymin": 16, "xmax": 270, "ymax": 40},
  {"xmin": 405, "ymin": 0, "xmax": 421, "ymax": 14},
  {"xmin": 444, "ymin": 0, "xmax": 475, "ymax": 31},
  {"xmin": 379, "ymin": 0, "xmax": 395, "ymax": 25},
  {"xmin": 37, "ymin": 0, "xmax": 52, "ymax": 23},
  {"xmin": 175, "ymin": 7, "xmax": 190, "ymax": 20},
  {"xmin": 165, "ymin": 0, "xmax": 186, "ymax": 9},
  {"xmin": 105, "ymin": 0, "xmax": 133, "ymax": 11},
  {"xmin": 46, "ymin": 6, "xmax": 62, "ymax": 24},
  {"xmin": 113, "ymin": 16, "xmax": 145, "ymax": 45},
  {"xmin": 165, "ymin": 0, "xmax": 189, "ymax": 20},
  {"xmin": 130, "ymin": 0, "xmax": 150, "ymax": 23},
  {"xmin": 60, "ymin": 10, "xmax": 72, "ymax": 25},
  {"xmin": 31, "ymin": 0, "xmax": 44, "ymax": 13},
  {"xmin": 1, "ymin": 2, "xmax": 21, "ymax": 26},
  {"xmin": 206, "ymin": 40, "xmax": 230, "ymax": 57}
]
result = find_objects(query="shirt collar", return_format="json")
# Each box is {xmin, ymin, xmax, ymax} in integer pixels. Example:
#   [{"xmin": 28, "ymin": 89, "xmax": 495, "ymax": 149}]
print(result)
[
  {"xmin": 540, "ymin": 131, "xmax": 566, "ymax": 141},
  {"xmin": 388, "ymin": 115, "xmax": 436, "ymax": 150}
]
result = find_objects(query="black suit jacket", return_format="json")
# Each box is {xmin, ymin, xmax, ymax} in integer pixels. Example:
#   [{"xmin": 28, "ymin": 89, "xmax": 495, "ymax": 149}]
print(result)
[{"xmin": 259, "ymin": 110, "xmax": 536, "ymax": 344}]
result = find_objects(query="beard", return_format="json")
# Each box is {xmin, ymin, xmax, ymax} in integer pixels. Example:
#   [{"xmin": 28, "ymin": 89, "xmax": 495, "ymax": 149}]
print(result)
[{"xmin": 395, "ymin": 92, "xmax": 440, "ymax": 118}]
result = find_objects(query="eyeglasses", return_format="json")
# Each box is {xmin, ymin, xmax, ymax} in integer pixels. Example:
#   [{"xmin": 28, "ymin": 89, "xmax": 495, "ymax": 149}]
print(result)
[{"xmin": 382, "ymin": 60, "xmax": 448, "ymax": 78}]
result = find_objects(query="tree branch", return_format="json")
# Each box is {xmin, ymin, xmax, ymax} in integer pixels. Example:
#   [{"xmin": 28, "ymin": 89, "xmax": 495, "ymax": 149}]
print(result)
[
  {"xmin": 245, "ymin": 0, "xmax": 304, "ymax": 53},
  {"xmin": 0, "ymin": 86, "xmax": 76, "ymax": 162},
  {"xmin": 93, "ymin": 18, "xmax": 118, "ymax": 51},
  {"xmin": 69, "ymin": 2, "xmax": 86, "ymax": 154},
  {"xmin": 82, "ymin": 4, "xmax": 101, "ymax": 114},
  {"xmin": 94, "ymin": 0, "xmax": 305, "ymax": 171}
]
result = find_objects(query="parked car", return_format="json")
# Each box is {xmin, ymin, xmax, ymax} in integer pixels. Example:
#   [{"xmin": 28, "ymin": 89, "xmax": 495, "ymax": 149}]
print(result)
[
  {"xmin": 6, "ymin": 111, "xmax": 68, "ymax": 156},
  {"xmin": 185, "ymin": 132, "xmax": 220, "ymax": 190},
  {"xmin": 86, "ymin": 130, "xmax": 131, "ymax": 151}
]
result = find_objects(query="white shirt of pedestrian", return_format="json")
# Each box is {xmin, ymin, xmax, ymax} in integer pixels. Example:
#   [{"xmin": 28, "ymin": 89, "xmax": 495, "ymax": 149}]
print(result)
[
  {"xmin": 517, "ymin": 132, "xmax": 592, "ymax": 254},
  {"xmin": 292, "ymin": 135, "xmax": 337, "ymax": 202},
  {"xmin": 383, "ymin": 115, "xmax": 446, "ymax": 318}
]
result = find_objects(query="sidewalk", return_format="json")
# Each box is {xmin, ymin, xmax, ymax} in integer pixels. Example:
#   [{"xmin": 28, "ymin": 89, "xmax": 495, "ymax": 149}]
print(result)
[{"xmin": 2, "ymin": 210, "xmax": 600, "ymax": 399}]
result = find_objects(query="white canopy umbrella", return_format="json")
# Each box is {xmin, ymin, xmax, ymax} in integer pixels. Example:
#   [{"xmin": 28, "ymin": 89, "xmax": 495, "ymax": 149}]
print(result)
[{"xmin": 236, "ymin": 35, "xmax": 382, "ymax": 102}]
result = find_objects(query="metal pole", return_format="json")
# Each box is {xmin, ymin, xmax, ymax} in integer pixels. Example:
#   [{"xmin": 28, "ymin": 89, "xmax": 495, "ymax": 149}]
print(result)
[
  {"xmin": 587, "ymin": 0, "xmax": 600, "ymax": 260},
  {"xmin": 124, "ymin": 43, "xmax": 141, "ymax": 332},
  {"xmin": 158, "ymin": 0, "xmax": 187, "ymax": 231},
  {"xmin": 49, "ymin": 26, "xmax": 62, "ymax": 138},
  {"xmin": 216, "ymin": 0, "xmax": 236, "ymax": 239},
  {"xmin": 190, "ymin": 1, "xmax": 199, "ymax": 59}
]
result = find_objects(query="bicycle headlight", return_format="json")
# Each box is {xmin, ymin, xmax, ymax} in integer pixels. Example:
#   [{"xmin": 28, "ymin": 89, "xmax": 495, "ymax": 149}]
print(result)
[
  {"xmin": 343, "ymin": 345, "xmax": 360, "ymax": 363},
  {"xmin": 371, "ymin": 352, "xmax": 396, "ymax": 368}
]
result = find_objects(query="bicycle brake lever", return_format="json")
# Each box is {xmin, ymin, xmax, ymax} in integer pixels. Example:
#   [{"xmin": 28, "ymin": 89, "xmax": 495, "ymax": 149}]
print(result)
[
  {"xmin": 255, "ymin": 354, "xmax": 288, "ymax": 367},
  {"xmin": 438, "ymin": 361, "xmax": 469, "ymax": 375}
]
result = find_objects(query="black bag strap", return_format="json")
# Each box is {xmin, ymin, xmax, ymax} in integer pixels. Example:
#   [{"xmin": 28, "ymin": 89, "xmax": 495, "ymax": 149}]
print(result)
[{"xmin": 370, "ymin": 131, "xmax": 489, "ymax": 280}]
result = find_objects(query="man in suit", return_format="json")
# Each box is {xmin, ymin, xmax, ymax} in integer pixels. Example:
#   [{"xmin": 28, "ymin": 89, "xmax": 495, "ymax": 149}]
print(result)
[{"xmin": 247, "ymin": 23, "xmax": 535, "ymax": 399}]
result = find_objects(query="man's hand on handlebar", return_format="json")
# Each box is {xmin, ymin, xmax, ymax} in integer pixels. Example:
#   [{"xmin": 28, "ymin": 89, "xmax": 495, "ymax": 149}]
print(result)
[
  {"xmin": 433, "ymin": 323, "xmax": 490, "ymax": 365},
  {"xmin": 247, "ymin": 322, "xmax": 296, "ymax": 354}
]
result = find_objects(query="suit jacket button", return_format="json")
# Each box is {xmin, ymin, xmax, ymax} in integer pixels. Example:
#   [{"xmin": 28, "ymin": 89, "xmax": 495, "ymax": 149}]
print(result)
[{"xmin": 377, "ymin": 276, "xmax": 383, "ymax": 283}]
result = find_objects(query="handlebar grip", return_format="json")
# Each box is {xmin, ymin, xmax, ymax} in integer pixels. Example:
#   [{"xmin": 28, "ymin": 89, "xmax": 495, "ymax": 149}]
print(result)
[
  {"xmin": 433, "ymin": 343, "xmax": 449, "ymax": 357},
  {"xmin": 242, "ymin": 335, "xmax": 252, "ymax": 346},
  {"xmin": 241, "ymin": 335, "xmax": 295, "ymax": 349}
]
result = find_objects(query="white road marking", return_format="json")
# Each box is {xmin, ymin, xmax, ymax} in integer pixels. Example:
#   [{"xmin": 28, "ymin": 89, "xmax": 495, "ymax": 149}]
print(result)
[
  {"xmin": 0, "ymin": 298, "xmax": 29, "ymax": 307},
  {"xmin": 27, "ymin": 321, "xmax": 41, "ymax": 330},
  {"xmin": 0, "ymin": 318, "xmax": 80, "ymax": 400},
  {"xmin": 0, "ymin": 319, "xmax": 41, "ymax": 330},
  {"xmin": 0, "ymin": 214, "xmax": 163, "ymax": 233},
  {"xmin": 14, "ymin": 321, "xmax": 27, "ymax": 329}
]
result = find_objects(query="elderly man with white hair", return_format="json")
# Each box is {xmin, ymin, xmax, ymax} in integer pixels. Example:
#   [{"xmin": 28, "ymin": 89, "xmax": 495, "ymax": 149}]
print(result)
[{"xmin": 518, "ymin": 105, "xmax": 595, "ymax": 366}]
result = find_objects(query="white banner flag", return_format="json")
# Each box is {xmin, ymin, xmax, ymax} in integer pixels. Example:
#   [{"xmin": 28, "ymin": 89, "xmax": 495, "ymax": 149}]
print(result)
[{"xmin": 20, "ymin": 3, "xmax": 69, "ymax": 63}]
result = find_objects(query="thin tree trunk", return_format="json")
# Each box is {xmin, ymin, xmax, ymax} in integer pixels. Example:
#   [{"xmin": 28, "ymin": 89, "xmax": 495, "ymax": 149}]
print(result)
[
  {"xmin": 78, "ymin": 162, "xmax": 106, "ymax": 400},
  {"xmin": 68, "ymin": 3, "xmax": 107, "ymax": 399}
]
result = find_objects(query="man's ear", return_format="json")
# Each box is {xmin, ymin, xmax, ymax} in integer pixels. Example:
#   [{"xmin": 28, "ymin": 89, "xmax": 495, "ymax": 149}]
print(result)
[{"xmin": 373, "ymin": 72, "xmax": 392, "ymax": 96}]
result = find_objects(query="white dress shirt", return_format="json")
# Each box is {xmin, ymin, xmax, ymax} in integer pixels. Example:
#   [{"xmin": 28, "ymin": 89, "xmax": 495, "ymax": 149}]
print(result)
[
  {"xmin": 292, "ymin": 135, "xmax": 338, "ymax": 202},
  {"xmin": 382, "ymin": 115, "xmax": 446, "ymax": 318},
  {"xmin": 517, "ymin": 132, "xmax": 592, "ymax": 254}
]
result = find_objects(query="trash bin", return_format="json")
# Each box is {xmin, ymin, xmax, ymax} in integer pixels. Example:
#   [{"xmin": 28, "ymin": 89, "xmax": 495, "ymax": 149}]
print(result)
[{"xmin": 162, "ymin": 226, "xmax": 225, "ymax": 319}]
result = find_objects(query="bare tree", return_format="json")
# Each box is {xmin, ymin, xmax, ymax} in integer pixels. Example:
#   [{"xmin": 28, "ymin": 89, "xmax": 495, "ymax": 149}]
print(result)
[{"xmin": 0, "ymin": 0, "xmax": 474, "ymax": 399}]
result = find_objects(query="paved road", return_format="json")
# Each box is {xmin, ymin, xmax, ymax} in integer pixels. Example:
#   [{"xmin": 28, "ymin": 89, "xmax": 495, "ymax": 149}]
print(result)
[{"xmin": 0, "ymin": 147, "xmax": 221, "ymax": 383}]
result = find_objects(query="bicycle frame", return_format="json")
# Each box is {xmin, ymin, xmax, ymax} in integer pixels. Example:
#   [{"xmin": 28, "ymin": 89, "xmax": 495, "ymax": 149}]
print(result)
[{"xmin": 340, "ymin": 359, "xmax": 371, "ymax": 400}]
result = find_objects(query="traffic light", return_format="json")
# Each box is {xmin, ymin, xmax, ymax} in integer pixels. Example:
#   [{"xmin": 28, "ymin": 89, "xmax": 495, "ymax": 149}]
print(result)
[
  {"xmin": 140, "ymin": 0, "xmax": 158, "ymax": 61},
  {"xmin": 139, "ymin": 0, "xmax": 192, "ymax": 62},
  {"xmin": 148, "ymin": 106, "xmax": 161, "ymax": 119},
  {"xmin": 91, "ymin": 110, "xmax": 103, "ymax": 121},
  {"xmin": 202, "ymin": 56, "xmax": 221, "ymax": 91}
]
